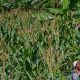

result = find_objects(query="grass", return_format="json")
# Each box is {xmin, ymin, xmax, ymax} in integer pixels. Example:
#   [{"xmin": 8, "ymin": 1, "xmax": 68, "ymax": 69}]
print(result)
[{"xmin": 0, "ymin": 9, "xmax": 80, "ymax": 80}]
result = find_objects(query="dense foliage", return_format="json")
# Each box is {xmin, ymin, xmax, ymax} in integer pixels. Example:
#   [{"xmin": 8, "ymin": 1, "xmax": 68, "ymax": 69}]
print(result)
[
  {"xmin": 0, "ymin": 0, "xmax": 80, "ymax": 13},
  {"xmin": 0, "ymin": 0, "xmax": 80, "ymax": 80}
]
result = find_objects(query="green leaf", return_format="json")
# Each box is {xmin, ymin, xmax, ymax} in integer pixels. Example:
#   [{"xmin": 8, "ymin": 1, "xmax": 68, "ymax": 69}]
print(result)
[
  {"xmin": 63, "ymin": 0, "xmax": 69, "ymax": 10},
  {"xmin": 47, "ymin": 8, "xmax": 63, "ymax": 14},
  {"xmin": 25, "ymin": 70, "xmax": 33, "ymax": 80}
]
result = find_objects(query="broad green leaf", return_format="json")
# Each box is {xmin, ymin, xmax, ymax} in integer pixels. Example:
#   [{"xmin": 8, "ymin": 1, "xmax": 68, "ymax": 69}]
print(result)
[{"xmin": 63, "ymin": 0, "xmax": 69, "ymax": 10}]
